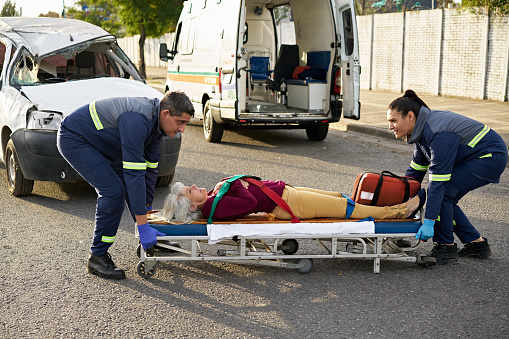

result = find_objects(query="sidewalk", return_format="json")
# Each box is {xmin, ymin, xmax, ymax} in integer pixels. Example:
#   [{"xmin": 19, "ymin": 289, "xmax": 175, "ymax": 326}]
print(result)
[
  {"xmin": 145, "ymin": 66, "xmax": 509, "ymax": 147},
  {"xmin": 334, "ymin": 90, "xmax": 509, "ymax": 149}
]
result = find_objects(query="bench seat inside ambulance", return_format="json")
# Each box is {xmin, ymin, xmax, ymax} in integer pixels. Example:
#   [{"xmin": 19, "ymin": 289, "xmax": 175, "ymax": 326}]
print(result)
[{"xmin": 286, "ymin": 50, "xmax": 330, "ymax": 110}]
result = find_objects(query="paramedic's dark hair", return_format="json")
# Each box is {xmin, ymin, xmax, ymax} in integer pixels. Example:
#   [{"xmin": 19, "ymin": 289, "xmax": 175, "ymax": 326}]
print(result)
[
  {"xmin": 388, "ymin": 89, "xmax": 429, "ymax": 118},
  {"xmin": 161, "ymin": 91, "xmax": 195, "ymax": 117}
]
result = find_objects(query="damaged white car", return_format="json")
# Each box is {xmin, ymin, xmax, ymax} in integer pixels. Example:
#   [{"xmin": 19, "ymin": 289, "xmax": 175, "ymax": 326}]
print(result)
[{"xmin": 0, "ymin": 17, "xmax": 181, "ymax": 196}]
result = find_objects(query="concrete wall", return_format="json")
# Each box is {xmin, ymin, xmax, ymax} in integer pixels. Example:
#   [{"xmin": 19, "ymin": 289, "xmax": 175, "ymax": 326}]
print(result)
[
  {"xmin": 117, "ymin": 33, "xmax": 175, "ymax": 69},
  {"xmin": 358, "ymin": 8, "xmax": 509, "ymax": 101}
]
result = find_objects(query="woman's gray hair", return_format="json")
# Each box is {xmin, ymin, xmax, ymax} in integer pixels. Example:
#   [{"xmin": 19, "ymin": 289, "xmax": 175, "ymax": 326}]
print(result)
[{"xmin": 162, "ymin": 182, "xmax": 203, "ymax": 223}]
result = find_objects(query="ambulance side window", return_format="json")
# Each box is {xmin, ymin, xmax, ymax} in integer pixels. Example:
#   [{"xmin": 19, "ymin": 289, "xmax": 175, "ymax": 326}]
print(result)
[
  {"xmin": 342, "ymin": 9, "xmax": 354, "ymax": 56},
  {"xmin": 179, "ymin": 18, "xmax": 198, "ymax": 55},
  {"xmin": 171, "ymin": 22, "xmax": 183, "ymax": 55}
]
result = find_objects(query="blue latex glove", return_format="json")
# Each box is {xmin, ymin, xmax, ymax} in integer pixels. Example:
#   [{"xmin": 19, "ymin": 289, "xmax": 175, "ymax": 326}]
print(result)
[
  {"xmin": 138, "ymin": 222, "xmax": 165, "ymax": 249},
  {"xmin": 146, "ymin": 205, "xmax": 153, "ymax": 212},
  {"xmin": 416, "ymin": 219, "xmax": 435, "ymax": 240}
]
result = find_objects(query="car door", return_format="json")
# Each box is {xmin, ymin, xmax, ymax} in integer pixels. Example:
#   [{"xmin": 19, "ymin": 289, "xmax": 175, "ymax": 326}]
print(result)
[{"xmin": 335, "ymin": 0, "xmax": 360, "ymax": 120}]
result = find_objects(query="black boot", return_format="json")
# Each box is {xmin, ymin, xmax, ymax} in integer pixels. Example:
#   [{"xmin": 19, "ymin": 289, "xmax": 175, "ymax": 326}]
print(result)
[
  {"xmin": 427, "ymin": 243, "xmax": 459, "ymax": 265},
  {"xmin": 458, "ymin": 238, "xmax": 491, "ymax": 259},
  {"xmin": 87, "ymin": 252, "xmax": 126, "ymax": 279}
]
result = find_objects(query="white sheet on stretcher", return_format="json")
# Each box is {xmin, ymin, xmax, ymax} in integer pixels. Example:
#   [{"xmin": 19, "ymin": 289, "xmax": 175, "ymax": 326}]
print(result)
[{"xmin": 207, "ymin": 221, "xmax": 375, "ymax": 244}]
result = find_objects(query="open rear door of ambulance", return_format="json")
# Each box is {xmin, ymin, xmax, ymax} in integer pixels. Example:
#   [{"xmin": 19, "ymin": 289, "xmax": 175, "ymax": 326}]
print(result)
[{"xmin": 335, "ymin": 0, "xmax": 360, "ymax": 120}]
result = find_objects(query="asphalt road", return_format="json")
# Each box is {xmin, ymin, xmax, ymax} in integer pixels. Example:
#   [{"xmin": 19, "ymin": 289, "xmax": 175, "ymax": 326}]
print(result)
[{"xmin": 1, "ymin": 123, "xmax": 508, "ymax": 338}]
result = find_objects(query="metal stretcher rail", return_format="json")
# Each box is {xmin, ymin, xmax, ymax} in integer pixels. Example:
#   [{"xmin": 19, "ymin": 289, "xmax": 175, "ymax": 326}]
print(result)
[{"xmin": 134, "ymin": 213, "xmax": 435, "ymax": 278}]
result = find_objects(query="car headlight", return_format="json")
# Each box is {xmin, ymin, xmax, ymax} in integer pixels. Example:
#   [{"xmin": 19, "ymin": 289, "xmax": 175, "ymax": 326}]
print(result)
[{"xmin": 27, "ymin": 111, "xmax": 63, "ymax": 130}]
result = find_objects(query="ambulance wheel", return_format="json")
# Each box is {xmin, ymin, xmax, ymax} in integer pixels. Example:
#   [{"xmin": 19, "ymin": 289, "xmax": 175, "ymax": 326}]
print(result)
[
  {"xmin": 305, "ymin": 123, "xmax": 329, "ymax": 141},
  {"xmin": 296, "ymin": 258, "xmax": 313, "ymax": 274},
  {"xmin": 136, "ymin": 243, "xmax": 155, "ymax": 258},
  {"xmin": 281, "ymin": 239, "xmax": 299, "ymax": 255},
  {"xmin": 156, "ymin": 171, "xmax": 175, "ymax": 187},
  {"xmin": 203, "ymin": 100, "xmax": 224, "ymax": 143},
  {"xmin": 5, "ymin": 139, "xmax": 34, "ymax": 196},
  {"xmin": 137, "ymin": 261, "xmax": 156, "ymax": 278}
]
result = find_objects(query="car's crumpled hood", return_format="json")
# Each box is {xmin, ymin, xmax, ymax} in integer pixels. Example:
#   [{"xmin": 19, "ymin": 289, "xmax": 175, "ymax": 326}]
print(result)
[{"xmin": 21, "ymin": 78, "xmax": 163, "ymax": 116}]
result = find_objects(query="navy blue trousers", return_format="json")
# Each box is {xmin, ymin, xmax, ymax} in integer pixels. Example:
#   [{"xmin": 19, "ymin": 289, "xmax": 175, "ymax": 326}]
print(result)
[
  {"xmin": 434, "ymin": 151, "xmax": 507, "ymax": 244},
  {"xmin": 57, "ymin": 125, "xmax": 132, "ymax": 256}
]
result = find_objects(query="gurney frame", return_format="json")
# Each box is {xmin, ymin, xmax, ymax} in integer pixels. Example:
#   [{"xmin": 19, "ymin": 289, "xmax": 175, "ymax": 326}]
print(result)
[{"xmin": 135, "ymin": 215, "xmax": 435, "ymax": 278}]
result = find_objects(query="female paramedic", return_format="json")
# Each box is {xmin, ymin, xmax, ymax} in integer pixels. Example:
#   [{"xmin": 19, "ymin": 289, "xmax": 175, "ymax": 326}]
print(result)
[
  {"xmin": 161, "ymin": 177, "xmax": 426, "ymax": 224},
  {"xmin": 387, "ymin": 90, "xmax": 508, "ymax": 264},
  {"xmin": 57, "ymin": 92, "xmax": 194, "ymax": 280}
]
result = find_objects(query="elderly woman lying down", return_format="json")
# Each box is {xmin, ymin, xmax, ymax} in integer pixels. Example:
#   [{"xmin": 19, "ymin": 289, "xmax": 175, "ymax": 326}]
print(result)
[{"xmin": 161, "ymin": 177, "xmax": 426, "ymax": 223}]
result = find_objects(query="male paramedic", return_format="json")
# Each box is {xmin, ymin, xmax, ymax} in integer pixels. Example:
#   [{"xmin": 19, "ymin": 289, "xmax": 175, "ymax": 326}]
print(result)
[{"xmin": 57, "ymin": 92, "xmax": 194, "ymax": 279}]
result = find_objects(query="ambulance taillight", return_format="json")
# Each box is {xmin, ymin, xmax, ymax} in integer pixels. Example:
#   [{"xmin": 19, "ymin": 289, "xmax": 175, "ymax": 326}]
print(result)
[
  {"xmin": 218, "ymin": 68, "xmax": 222, "ymax": 93},
  {"xmin": 334, "ymin": 69, "xmax": 341, "ymax": 94}
]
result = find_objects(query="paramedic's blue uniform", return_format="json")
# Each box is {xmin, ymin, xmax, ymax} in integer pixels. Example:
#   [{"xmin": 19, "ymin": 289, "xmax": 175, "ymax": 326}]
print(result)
[
  {"xmin": 57, "ymin": 97, "xmax": 164, "ymax": 256},
  {"xmin": 405, "ymin": 107, "xmax": 508, "ymax": 244}
]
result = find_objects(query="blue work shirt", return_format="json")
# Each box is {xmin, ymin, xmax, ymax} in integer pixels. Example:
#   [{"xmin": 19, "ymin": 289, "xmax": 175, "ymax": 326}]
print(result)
[
  {"xmin": 60, "ymin": 96, "xmax": 165, "ymax": 215},
  {"xmin": 405, "ymin": 107, "xmax": 507, "ymax": 220}
]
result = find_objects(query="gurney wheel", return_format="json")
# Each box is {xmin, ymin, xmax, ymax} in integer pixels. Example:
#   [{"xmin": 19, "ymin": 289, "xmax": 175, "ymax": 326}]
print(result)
[
  {"xmin": 296, "ymin": 258, "xmax": 313, "ymax": 274},
  {"xmin": 416, "ymin": 255, "xmax": 437, "ymax": 267},
  {"xmin": 136, "ymin": 244, "xmax": 155, "ymax": 258},
  {"xmin": 137, "ymin": 261, "xmax": 156, "ymax": 278},
  {"xmin": 281, "ymin": 239, "xmax": 298, "ymax": 255}
]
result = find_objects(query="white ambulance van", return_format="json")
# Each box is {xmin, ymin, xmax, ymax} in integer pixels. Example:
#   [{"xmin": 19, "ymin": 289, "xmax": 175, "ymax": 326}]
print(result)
[{"xmin": 160, "ymin": 0, "xmax": 360, "ymax": 142}]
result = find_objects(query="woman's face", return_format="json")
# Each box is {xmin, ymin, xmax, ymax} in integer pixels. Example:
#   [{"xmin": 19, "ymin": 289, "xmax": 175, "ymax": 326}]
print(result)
[
  {"xmin": 387, "ymin": 109, "xmax": 416, "ymax": 139},
  {"xmin": 182, "ymin": 185, "xmax": 208, "ymax": 209}
]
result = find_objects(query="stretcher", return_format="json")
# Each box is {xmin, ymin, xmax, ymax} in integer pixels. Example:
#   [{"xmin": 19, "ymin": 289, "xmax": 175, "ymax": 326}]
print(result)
[{"xmin": 135, "ymin": 212, "xmax": 436, "ymax": 278}]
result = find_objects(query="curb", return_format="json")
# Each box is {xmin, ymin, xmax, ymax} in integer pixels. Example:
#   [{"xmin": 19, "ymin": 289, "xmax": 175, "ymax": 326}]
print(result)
[{"xmin": 331, "ymin": 121, "xmax": 404, "ymax": 143}]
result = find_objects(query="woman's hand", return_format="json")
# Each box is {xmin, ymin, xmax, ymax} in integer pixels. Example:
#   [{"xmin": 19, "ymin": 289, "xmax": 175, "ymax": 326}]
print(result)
[
  {"xmin": 239, "ymin": 179, "xmax": 249, "ymax": 189},
  {"xmin": 212, "ymin": 180, "xmax": 226, "ymax": 195}
]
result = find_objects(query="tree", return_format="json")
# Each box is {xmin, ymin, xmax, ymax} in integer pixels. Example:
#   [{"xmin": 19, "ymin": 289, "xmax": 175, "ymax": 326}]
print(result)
[
  {"xmin": 460, "ymin": 0, "xmax": 509, "ymax": 16},
  {"xmin": 39, "ymin": 11, "xmax": 60, "ymax": 18},
  {"xmin": 65, "ymin": 1, "xmax": 125, "ymax": 38},
  {"xmin": 116, "ymin": 0, "xmax": 183, "ymax": 78},
  {"xmin": 1, "ymin": 0, "xmax": 19, "ymax": 16}
]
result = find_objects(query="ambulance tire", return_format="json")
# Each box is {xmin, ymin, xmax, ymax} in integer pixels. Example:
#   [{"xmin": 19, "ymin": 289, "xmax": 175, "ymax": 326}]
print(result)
[
  {"xmin": 5, "ymin": 139, "xmax": 34, "ymax": 196},
  {"xmin": 203, "ymin": 100, "xmax": 224, "ymax": 143},
  {"xmin": 305, "ymin": 123, "xmax": 329, "ymax": 141}
]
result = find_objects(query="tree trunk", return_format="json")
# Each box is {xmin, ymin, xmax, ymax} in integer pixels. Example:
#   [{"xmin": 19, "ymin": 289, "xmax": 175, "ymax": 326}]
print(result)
[{"xmin": 138, "ymin": 26, "xmax": 147, "ymax": 79}]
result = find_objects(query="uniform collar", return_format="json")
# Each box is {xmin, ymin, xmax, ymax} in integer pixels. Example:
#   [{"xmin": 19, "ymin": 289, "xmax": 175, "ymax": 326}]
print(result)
[{"xmin": 407, "ymin": 106, "xmax": 429, "ymax": 144}]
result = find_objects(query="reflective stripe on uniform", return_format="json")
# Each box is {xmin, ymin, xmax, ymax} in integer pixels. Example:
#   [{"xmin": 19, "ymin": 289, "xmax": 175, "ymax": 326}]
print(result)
[
  {"xmin": 436, "ymin": 215, "xmax": 456, "ymax": 225},
  {"xmin": 468, "ymin": 125, "xmax": 490, "ymax": 148},
  {"xmin": 145, "ymin": 160, "xmax": 158, "ymax": 169},
  {"xmin": 429, "ymin": 173, "xmax": 451, "ymax": 182},
  {"xmin": 479, "ymin": 153, "xmax": 492, "ymax": 159},
  {"xmin": 410, "ymin": 161, "xmax": 429, "ymax": 171},
  {"xmin": 123, "ymin": 161, "xmax": 147, "ymax": 170},
  {"xmin": 101, "ymin": 235, "xmax": 115, "ymax": 243},
  {"xmin": 89, "ymin": 102, "xmax": 104, "ymax": 130}
]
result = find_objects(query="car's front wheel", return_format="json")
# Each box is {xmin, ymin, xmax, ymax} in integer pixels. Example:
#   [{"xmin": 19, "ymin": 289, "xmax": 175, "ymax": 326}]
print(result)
[{"xmin": 5, "ymin": 139, "xmax": 34, "ymax": 196}]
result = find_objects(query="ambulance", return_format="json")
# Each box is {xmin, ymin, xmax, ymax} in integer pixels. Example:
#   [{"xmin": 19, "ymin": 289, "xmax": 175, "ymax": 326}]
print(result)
[{"xmin": 160, "ymin": 0, "xmax": 360, "ymax": 142}]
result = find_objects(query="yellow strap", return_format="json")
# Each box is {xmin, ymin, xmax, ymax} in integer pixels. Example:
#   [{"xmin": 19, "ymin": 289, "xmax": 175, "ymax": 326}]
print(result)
[
  {"xmin": 468, "ymin": 125, "xmax": 490, "ymax": 148},
  {"xmin": 101, "ymin": 235, "xmax": 115, "ymax": 243},
  {"xmin": 410, "ymin": 161, "xmax": 429, "ymax": 171},
  {"xmin": 145, "ymin": 160, "xmax": 159, "ymax": 169},
  {"xmin": 89, "ymin": 102, "xmax": 104, "ymax": 130},
  {"xmin": 123, "ymin": 161, "xmax": 148, "ymax": 170},
  {"xmin": 429, "ymin": 173, "xmax": 451, "ymax": 182}
]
